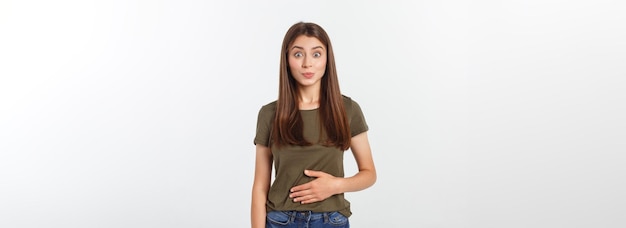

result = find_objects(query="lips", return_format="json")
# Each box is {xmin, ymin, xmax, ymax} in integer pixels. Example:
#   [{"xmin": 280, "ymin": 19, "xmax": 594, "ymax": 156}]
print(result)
[{"xmin": 303, "ymin": 72, "xmax": 314, "ymax": 79}]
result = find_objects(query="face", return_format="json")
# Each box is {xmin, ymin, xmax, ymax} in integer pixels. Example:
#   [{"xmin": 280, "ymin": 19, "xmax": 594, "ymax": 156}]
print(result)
[{"xmin": 288, "ymin": 35, "xmax": 327, "ymax": 89}]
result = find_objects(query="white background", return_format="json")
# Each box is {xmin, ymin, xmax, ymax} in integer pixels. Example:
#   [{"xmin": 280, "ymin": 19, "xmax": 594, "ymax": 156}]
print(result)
[{"xmin": 1, "ymin": 0, "xmax": 625, "ymax": 227}]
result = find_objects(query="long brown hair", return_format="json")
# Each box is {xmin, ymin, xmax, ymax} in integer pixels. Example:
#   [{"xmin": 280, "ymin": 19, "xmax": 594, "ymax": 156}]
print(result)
[{"xmin": 271, "ymin": 22, "xmax": 351, "ymax": 150}]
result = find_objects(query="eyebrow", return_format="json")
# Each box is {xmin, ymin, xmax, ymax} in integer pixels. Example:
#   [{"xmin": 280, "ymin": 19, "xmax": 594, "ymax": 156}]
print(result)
[{"xmin": 291, "ymin": 45, "xmax": 324, "ymax": 50}]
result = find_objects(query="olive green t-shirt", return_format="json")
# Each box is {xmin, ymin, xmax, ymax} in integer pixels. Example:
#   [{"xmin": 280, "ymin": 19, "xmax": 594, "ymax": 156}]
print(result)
[{"xmin": 254, "ymin": 96, "xmax": 368, "ymax": 218}]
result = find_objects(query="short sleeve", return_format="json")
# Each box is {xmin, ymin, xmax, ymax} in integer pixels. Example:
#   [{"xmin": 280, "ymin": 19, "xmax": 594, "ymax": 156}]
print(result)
[
  {"xmin": 348, "ymin": 98, "xmax": 369, "ymax": 137},
  {"xmin": 253, "ymin": 102, "xmax": 276, "ymax": 146}
]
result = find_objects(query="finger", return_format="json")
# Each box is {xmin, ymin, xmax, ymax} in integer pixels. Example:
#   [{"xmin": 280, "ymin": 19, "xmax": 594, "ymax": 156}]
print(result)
[
  {"xmin": 299, "ymin": 197, "xmax": 319, "ymax": 204},
  {"xmin": 294, "ymin": 194, "xmax": 316, "ymax": 203},
  {"xmin": 289, "ymin": 189, "xmax": 311, "ymax": 198},
  {"xmin": 304, "ymin": 170, "xmax": 326, "ymax": 178},
  {"xmin": 290, "ymin": 183, "xmax": 311, "ymax": 193}
]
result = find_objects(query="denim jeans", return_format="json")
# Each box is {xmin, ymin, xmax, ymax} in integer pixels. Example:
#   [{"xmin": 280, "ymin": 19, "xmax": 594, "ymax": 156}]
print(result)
[{"xmin": 266, "ymin": 211, "xmax": 349, "ymax": 228}]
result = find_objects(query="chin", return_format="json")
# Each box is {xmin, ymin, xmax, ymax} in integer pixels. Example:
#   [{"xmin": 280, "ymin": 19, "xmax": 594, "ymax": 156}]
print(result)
[{"xmin": 296, "ymin": 79, "xmax": 321, "ymax": 87}]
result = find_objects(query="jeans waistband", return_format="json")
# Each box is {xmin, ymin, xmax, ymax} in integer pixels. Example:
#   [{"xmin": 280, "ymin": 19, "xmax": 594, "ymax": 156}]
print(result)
[{"xmin": 282, "ymin": 211, "xmax": 328, "ymax": 220}]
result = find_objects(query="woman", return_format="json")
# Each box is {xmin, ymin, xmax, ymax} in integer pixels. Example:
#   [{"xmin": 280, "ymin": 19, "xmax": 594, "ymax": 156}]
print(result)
[{"xmin": 251, "ymin": 22, "xmax": 376, "ymax": 228}]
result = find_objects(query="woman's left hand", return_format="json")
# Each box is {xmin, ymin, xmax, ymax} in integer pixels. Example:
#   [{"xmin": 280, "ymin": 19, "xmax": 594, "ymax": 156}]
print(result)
[{"xmin": 289, "ymin": 170, "xmax": 343, "ymax": 204}]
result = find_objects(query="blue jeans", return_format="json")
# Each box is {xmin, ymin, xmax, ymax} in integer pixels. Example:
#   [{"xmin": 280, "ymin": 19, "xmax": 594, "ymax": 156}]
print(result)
[{"xmin": 266, "ymin": 211, "xmax": 350, "ymax": 228}]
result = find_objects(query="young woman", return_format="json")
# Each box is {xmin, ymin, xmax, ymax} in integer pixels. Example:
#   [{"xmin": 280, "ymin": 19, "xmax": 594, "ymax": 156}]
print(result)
[{"xmin": 251, "ymin": 22, "xmax": 376, "ymax": 228}]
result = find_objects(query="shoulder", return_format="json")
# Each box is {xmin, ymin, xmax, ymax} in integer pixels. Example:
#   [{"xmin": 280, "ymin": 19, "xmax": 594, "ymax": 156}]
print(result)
[
  {"xmin": 341, "ymin": 95, "xmax": 354, "ymax": 106},
  {"xmin": 341, "ymin": 95, "xmax": 361, "ymax": 111},
  {"xmin": 260, "ymin": 100, "xmax": 277, "ymax": 112},
  {"xmin": 342, "ymin": 95, "xmax": 368, "ymax": 134},
  {"xmin": 257, "ymin": 100, "xmax": 277, "ymax": 121}
]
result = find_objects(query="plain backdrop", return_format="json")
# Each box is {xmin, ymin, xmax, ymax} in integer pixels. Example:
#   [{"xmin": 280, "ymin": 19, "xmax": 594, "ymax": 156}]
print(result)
[{"xmin": 1, "ymin": 0, "xmax": 625, "ymax": 227}]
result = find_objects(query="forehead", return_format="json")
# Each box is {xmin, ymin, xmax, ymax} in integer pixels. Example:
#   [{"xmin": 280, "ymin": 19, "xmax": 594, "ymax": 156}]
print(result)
[{"xmin": 290, "ymin": 35, "xmax": 325, "ymax": 49}]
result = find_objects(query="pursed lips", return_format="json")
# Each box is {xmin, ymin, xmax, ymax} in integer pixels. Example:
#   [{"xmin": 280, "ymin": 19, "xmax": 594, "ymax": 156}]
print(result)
[{"xmin": 302, "ymin": 72, "xmax": 314, "ymax": 79}]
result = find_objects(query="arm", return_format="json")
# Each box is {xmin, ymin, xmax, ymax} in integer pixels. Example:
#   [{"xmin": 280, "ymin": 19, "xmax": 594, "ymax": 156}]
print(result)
[
  {"xmin": 339, "ymin": 132, "xmax": 377, "ymax": 192},
  {"xmin": 251, "ymin": 144, "xmax": 272, "ymax": 228},
  {"xmin": 290, "ymin": 132, "xmax": 377, "ymax": 204}
]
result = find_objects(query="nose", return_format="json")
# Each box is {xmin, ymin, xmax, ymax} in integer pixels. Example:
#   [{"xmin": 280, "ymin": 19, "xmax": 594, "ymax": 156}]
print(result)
[{"xmin": 302, "ymin": 56, "xmax": 312, "ymax": 68}]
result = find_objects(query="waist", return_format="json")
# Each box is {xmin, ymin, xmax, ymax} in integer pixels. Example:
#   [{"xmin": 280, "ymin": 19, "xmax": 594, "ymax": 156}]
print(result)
[{"xmin": 274, "ymin": 211, "xmax": 330, "ymax": 221}]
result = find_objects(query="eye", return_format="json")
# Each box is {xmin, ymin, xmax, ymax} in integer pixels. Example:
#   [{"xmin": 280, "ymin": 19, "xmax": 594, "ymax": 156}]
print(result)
[
  {"xmin": 313, "ymin": 52, "xmax": 321, "ymax": 58},
  {"xmin": 294, "ymin": 52, "xmax": 303, "ymax": 57}
]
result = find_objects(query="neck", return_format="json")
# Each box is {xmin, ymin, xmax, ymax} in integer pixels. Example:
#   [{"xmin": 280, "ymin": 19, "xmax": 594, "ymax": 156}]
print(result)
[{"xmin": 298, "ymin": 85, "xmax": 320, "ymax": 109}]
